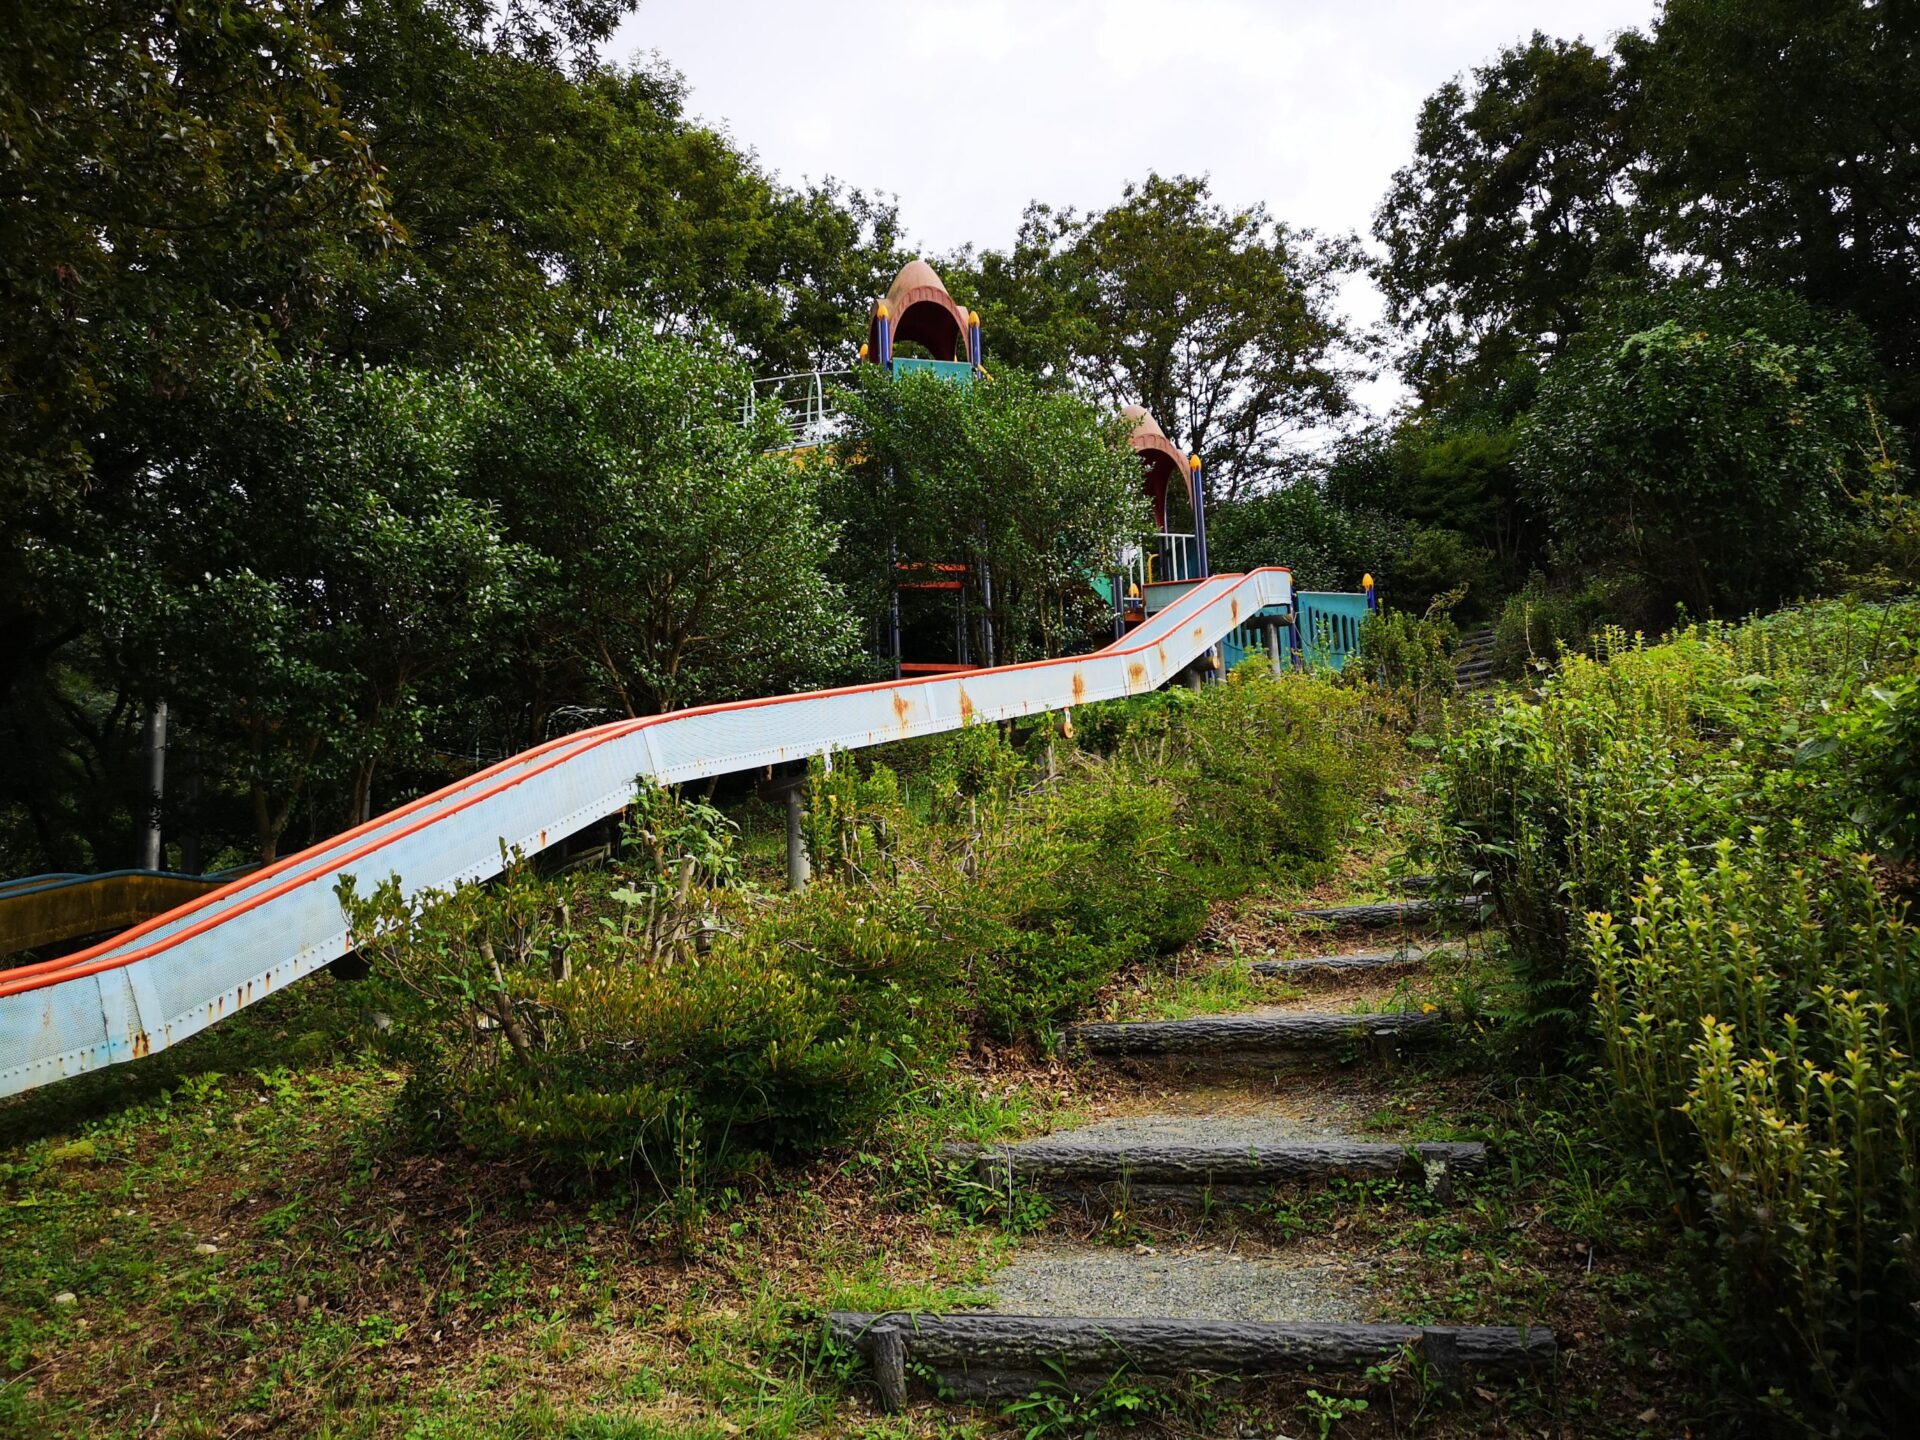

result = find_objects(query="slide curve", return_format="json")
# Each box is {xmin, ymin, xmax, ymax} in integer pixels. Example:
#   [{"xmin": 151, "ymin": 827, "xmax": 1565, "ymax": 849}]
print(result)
[{"xmin": 0, "ymin": 569, "xmax": 1293, "ymax": 1098}]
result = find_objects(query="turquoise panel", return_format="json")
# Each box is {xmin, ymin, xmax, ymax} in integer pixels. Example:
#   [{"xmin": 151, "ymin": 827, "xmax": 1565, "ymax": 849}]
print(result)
[
  {"xmin": 1293, "ymin": 591, "xmax": 1369, "ymax": 671},
  {"xmin": 890, "ymin": 358, "xmax": 975, "ymax": 386}
]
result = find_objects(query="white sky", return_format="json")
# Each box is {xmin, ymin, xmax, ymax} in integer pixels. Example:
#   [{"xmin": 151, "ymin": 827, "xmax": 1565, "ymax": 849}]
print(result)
[{"xmin": 610, "ymin": 1, "xmax": 1660, "ymax": 415}]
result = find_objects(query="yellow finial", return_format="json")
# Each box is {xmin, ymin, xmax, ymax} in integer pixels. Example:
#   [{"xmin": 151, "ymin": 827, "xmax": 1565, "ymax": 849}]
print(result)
[
  {"xmin": 876, "ymin": 300, "xmax": 889, "ymax": 319},
  {"xmin": 969, "ymin": 310, "xmax": 981, "ymax": 327},
  {"xmin": 859, "ymin": 343, "xmax": 870, "ymax": 360},
  {"xmin": 1363, "ymin": 572, "xmax": 1374, "ymax": 589},
  {"xmin": 1188, "ymin": 454, "xmax": 1202, "ymax": 471}
]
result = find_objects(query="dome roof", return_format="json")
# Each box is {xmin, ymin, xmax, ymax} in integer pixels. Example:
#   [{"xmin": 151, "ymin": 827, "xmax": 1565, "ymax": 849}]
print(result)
[
  {"xmin": 886, "ymin": 259, "xmax": 951, "ymax": 308},
  {"xmin": 870, "ymin": 258, "xmax": 973, "ymax": 363},
  {"xmin": 1122, "ymin": 406, "xmax": 1190, "ymax": 528}
]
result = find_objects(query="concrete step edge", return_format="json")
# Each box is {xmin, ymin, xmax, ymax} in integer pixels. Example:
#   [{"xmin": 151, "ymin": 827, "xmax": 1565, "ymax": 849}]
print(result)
[
  {"xmin": 946, "ymin": 1138, "xmax": 1487, "ymax": 1186},
  {"xmin": 826, "ymin": 1311, "xmax": 1558, "ymax": 1405},
  {"xmin": 1069, "ymin": 1009, "xmax": 1449, "ymax": 1058}
]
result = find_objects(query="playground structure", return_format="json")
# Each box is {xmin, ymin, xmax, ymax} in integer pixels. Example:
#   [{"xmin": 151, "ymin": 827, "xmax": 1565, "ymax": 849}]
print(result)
[{"xmin": 0, "ymin": 260, "xmax": 1374, "ymax": 1099}]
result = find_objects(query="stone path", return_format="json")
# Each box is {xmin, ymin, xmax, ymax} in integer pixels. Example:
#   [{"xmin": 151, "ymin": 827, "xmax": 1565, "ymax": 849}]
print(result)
[{"xmin": 830, "ymin": 889, "xmax": 1555, "ymax": 1409}]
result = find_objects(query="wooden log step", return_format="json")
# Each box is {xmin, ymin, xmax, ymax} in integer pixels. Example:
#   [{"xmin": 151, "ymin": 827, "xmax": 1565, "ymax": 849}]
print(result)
[
  {"xmin": 1292, "ymin": 897, "xmax": 1485, "ymax": 929},
  {"xmin": 949, "ymin": 1138, "xmax": 1486, "ymax": 1189},
  {"xmin": 827, "ymin": 1311, "xmax": 1558, "ymax": 1406},
  {"xmin": 1070, "ymin": 1010, "xmax": 1447, "ymax": 1060},
  {"xmin": 1252, "ymin": 946, "xmax": 1431, "ymax": 977}
]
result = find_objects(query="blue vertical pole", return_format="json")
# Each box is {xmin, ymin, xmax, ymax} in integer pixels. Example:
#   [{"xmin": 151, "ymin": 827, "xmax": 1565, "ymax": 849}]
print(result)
[{"xmin": 1189, "ymin": 453, "xmax": 1210, "ymax": 578}]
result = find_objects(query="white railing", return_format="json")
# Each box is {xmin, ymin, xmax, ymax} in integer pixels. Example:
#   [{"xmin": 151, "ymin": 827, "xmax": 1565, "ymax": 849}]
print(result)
[
  {"xmin": 1115, "ymin": 533, "xmax": 1201, "ymax": 597},
  {"xmin": 744, "ymin": 369, "xmax": 852, "ymax": 450}
]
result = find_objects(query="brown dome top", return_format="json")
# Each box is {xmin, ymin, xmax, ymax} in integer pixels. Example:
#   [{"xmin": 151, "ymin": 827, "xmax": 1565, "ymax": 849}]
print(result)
[
  {"xmin": 1123, "ymin": 406, "xmax": 1189, "ymax": 529},
  {"xmin": 869, "ymin": 258, "xmax": 972, "ymax": 363},
  {"xmin": 887, "ymin": 259, "xmax": 951, "ymax": 308}
]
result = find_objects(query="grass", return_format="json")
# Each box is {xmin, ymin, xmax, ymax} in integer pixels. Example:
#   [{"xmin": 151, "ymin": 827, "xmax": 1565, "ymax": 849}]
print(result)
[
  {"xmin": 0, "ymin": 974, "xmax": 1033, "ymax": 1440},
  {"xmin": 0, "ymin": 747, "xmax": 1711, "ymax": 1440}
]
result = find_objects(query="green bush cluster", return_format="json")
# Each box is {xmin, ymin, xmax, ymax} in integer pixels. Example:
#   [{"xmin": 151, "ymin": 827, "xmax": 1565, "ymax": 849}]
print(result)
[
  {"xmin": 1434, "ymin": 597, "xmax": 1920, "ymax": 1424},
  {"xmin": 1354, "ymin": 606, "xmax": 1458, "ymax": 719},
  {"xmin": 1590, "ymin": 843, "xmax": 1919, "ymax": 1424},
  {"xmin": 795, "ymin": 669, "xmax": 1383, "ymax": 1043},
  {"xmin": 345, "ymin": 672, "xmax": 1390, "ymax": 1190},
  {"xmin": 1435, "ymin": 600, "xmax": 1920, "ymax": 1048}
]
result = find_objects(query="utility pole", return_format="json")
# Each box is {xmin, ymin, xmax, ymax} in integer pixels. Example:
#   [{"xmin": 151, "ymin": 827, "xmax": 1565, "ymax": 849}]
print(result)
[{"xmin": 140, "ymin": 699, "xmax": 168, "ymax": 870}]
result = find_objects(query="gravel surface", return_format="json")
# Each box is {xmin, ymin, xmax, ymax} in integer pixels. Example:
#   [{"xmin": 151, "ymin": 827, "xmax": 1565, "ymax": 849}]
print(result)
[
  {"xmin": 1007, "ymin": 1107, "xmax": 1376, "ymax": 1150},
  {"xmin": 986, "ymin": 1244, "xmax": 1379, "ymax": 1324}
]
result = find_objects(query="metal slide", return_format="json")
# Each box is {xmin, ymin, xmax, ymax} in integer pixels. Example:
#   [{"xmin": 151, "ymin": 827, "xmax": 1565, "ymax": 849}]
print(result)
[{"xmin": 0, "ymin": 569, "xmax": 1293, "ymax": 1099}]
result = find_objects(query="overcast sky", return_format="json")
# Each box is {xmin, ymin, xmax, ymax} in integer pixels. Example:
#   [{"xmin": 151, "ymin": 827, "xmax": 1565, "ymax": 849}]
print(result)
[{"xmin": 610, "ymin": 1, "xmax": 1660, "ymax": 414}]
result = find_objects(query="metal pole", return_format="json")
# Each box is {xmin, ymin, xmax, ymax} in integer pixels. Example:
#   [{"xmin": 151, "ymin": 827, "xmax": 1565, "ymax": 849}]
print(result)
[
  {"xmin": 1265, "ymin": 619, "xmax": 1283, "ymax": 678},
  {"xmin": 977, "ymin": 541, "xmax": 996, "ymax": 668},
  {"xmin": 1189, "ymin": 455, "xmax": 1210, "ymax": 578},
  {"xmin": 887, "ymin": 536, "xmax": 902, "ymax": 681},
  {"xmin": 785, "ymin": 788, "xmax": 810, "ymax": 892},
  {"xmin": 140, "ymin": 699, "xmax": 167, "ymax": 870}
]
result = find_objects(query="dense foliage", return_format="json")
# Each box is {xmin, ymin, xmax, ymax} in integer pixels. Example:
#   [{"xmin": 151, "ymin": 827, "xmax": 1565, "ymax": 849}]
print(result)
[
  {"xmin": 1520, "ymin": 284, "xmax": 1896, "ymax": 615},
  {"xmin": 827, "ymin": 367, "xmax": 1147, "ymax": 662},
  {"xmin": 0, "ymin": 0, "xmax": 898, "ymax": 873},
  {"xmin": 344, "ymin": 673, "xmax": 1390, "ymax": 1183},
  {"xmin": 1432, "ymin": 599, "xmax": 1920, "ymax": 1424}
]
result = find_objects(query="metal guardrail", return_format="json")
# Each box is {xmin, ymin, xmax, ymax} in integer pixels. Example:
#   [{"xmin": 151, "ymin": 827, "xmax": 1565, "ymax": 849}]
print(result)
[
  {"xmin": 1295, "ymin": 591, "xmax": 1370, "ymax": 670},
  {"xmin": 0, "ymin": 569, "xmax": 1295, "ymax": 1098},
  {"xmin": 744, "ymin": 369, "xmax": 853, "ymax": 450}
]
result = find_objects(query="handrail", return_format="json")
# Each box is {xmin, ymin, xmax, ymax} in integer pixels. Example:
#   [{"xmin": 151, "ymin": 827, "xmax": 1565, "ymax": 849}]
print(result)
[{"xmin": 0, "ymin": 569, "xmax": 1291, "ymax": 1097}]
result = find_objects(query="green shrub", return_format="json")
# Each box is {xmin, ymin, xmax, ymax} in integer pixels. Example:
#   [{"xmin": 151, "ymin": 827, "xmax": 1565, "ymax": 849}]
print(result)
[
  {"xmin": 1355, "ymin": 605, "xmax": 1458, "ymax": 716},
  {"xmin": 1589, "ymin": 840, "xmax": 1920, "ymax": 1422},
  {"xmin": 1832, "ymin": 669, "xmax": 1920, "ymax": 861},
  {"xmin": 341, "ymin": 788, "xmax": 930, "ymax": 1189},
  {"xmin": 1489, "ymin": 573, "xmax": 1640, "ymax": 678},
  {"xmin": 1436, "ymin": 600, "xmax": 1920, "ymax": 1054}
]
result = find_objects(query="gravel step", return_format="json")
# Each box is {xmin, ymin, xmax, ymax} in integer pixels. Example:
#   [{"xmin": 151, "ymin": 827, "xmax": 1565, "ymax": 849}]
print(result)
[
  {"xmin": 1292, "ymin": 897, "xmax": 1485, "ymax": 929},
  {"xmin": 1070, "ymin": 1010, "xmax": 1447, "ymax": 1064},
  {"xmin": 828, "ymin": 1310, "xmax": 1558, "ymax": 1406},
  {"xmin": 949, "ymin": 1136, "xmax": 1485, "ymax": 1196},
  {"xmin": 1252, "ymin": 945, "xmax": 1432, "ymax": 977}
]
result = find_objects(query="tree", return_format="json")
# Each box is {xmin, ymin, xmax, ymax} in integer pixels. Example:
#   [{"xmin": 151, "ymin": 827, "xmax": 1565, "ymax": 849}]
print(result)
[
  {"xmin": 1373, "ymin": 33, "xmax": 1646, "ymax": 400},
  {"xmin": 829, "ymin": 368, "xmax": 1148, "ymax": 662},
  {"xmin": 104, "ymin": 365, "xmax": 529, "ymax": 859},
  {"xmin": 1625, "ymin": 0, "xmax": 1920, "ymax": 424},
  {"xmin": 0, "ymin": 0, "xmax": 398, "ymax": 687},
  {"xmin": 326, "ymin": 2, "xmax": 903, "ymax": 374},
  {"xmin": 465, "ymin": 319, "xmax": 866, "ymax": 718},
  {"xmin": 953, "ymin": 175, "xmax": 1359, "ymax": 500},
  {"xmin": 1207, "ymin": 484, "xmax": 1400, "ymax": 595},
  {"xmin": 1518, "ymin": 282, "xmax": 1899, "ymax": 615}
]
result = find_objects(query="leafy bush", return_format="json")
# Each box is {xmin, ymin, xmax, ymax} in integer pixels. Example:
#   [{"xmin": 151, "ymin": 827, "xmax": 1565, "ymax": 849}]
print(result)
[
  {"xmin": 343, "ymin": 671, "xmax": 1394, "ymax": 1185},
  {"xmin": 1519, "ymin": 281, "xmax": 1901, "ymax": 615},
  {"xmin": 341, "ymin": 788, "xmax": 935, "ymax": 1189},
  {"xmin": 1489, "ymin": 573, "xmax": 1642, "ymax": 679},
  {"xmin": 1438, "ymin": 597, "xmax": 1920, "ymax": 1426},
  {"xmin": 1436, "ymin": 599, "xmax": 1920, "ymax": 1053},
  {"xmin": 1832, "ymin": 670, "xmax": 1920, "ymax": 861},
  {"xmin": 1355, "ymin": 605, "xmax": 1458, "ymax": 717},
  {"xmin": 1589, "ymin": 841, "xmax": 1920, "ymax": 1423}
]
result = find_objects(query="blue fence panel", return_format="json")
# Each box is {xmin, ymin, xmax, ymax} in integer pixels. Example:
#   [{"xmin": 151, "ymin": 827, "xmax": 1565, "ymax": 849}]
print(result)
[{"xmin": 1293, "ymin": 592, "xmax": 1370, "ymax": 672}]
